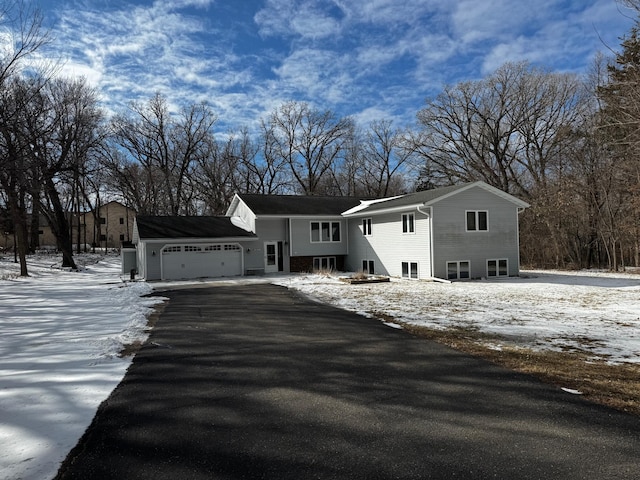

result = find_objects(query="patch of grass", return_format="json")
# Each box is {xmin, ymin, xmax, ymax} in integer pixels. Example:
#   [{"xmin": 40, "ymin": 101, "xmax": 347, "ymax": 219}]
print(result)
[{"xmin": 374, "ymin": 312, "xmax": 640, "ymax": 417}]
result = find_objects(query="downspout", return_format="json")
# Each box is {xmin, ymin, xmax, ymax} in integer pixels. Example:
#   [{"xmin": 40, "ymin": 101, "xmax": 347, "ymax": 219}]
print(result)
[
  {"xmin": 416, "ymin": 205, "xmax": 434, "ymax": 279},
  {"xmin": 517, "ymin": 207, "xmax": 525, "ymax": 275}
]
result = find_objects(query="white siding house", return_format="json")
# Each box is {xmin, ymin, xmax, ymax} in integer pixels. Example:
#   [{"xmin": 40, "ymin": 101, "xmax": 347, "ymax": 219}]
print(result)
[
  {"xmin": 342, "ymin": 182, "xmax": 529, "ymax": 280},
  {"xmin": 128, "ymin": 182, "xmax": 528, "ymax": 281}
]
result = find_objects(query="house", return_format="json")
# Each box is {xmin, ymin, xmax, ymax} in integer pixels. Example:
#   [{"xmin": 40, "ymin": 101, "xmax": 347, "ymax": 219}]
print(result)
[
  {"xmin": 129, "ymin": 182, "xmax": 529, "ymax": 281},
  {"xmin": 39, "ymin": 201, "xmax": 136, "ymax": 250}
]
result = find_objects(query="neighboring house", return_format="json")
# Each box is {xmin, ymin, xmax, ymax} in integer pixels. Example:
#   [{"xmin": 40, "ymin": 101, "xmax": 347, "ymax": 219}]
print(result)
[
  {"xmin": 39, "ymin": 201, "xmax": 136, "ymax": 250},
  {"xmin": 129, "ymin": 182, "xmax": 529, "ymax": 281}
]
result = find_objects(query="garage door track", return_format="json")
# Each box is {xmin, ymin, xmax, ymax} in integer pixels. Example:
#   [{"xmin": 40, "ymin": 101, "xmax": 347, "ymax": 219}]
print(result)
[{"xmin": 55, "ymin": 284, "xmax": 640, "ymax": 479}]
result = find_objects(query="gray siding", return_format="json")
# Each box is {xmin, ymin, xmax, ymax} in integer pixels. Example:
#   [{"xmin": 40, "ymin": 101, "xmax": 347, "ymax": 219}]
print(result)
[
  {"xmin": 289, "ymin": 218, "xmax": 348, "ymax": 256},
  {"xmin": 245, "ymin": 218, "xmax": 290, "ymax": 272},
  {"xmin": 346, "ymin": 211, "xmax": 432, "ymax": 278},
  {"xmin": 431, "ymin": 185, "xmax": 521, "ymax": 279}
]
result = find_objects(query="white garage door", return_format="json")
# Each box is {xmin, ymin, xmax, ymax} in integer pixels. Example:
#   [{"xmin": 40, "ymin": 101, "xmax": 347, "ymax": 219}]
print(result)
[{"xmin": 161, "ymin": 244, "xmax": 243, "ymax": 280}]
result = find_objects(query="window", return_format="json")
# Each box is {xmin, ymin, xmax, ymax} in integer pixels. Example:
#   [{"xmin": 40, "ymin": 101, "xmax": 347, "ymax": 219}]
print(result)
[
  {"xmin": 466, "ymin": 211, "xmax": 488, "ymax": 231},
  {"xmin": 204, "ymin": 245, "xmax": 221, "ymax": 251},
  {"xmin": 184, "ymin": 245, "xmax": 201, "ymax": 252},
  {"xmin": 119, "ymin": 217, "xmax": 124, "ymax": 225},
  {"xmin": 311, "ymin": 221, "xmax": 341, "ymax": 242},
  {"xmin": 164, "ymin": 246, "xmax": 181, "ymax": 253},
  {"xmin": 362, "ymin": 218, "xmax": 372, "ymax": 236},
  {"xmin": 402, "ymin": 213, "xmax": 415, "ymax": 233},
  {"xmin": 313, "ymin": 257, "xmax": 336, "ymax": 271},
  {"xmin": 99, "ymin": 217, "xmax": 106, "ymax": 225},
  {"xmin": 401, "ymin": 262, "xmax": 418, "ymax": 279},
  {"xmin": 487, "ymin": 259, "xmax": 508, "ymax": 277},
  {"xmin": 119, "ymin": 234, "xmax": 125, "ymax": 241},
  {"xmin": 99, "ymin": 234, "xmax": 106, "ymax": 241},
  {"xmin": 447, "ymin": 261, "xmax": 470, "ymax": 280},
  {"xmin": 362, "ymin": 260, "xmax": 375, "ymax": 274},
  {"xmin": 224, "ymin": 244, "xmax": 241, "ymax": 251}
]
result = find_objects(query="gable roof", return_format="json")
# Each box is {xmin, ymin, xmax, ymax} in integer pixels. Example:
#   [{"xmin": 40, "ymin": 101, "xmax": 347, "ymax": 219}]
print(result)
[
  {"xmin": 343, "ymin": 182, "xmax": 529, "ymax": 216},
  {"xmin": 236, "ymin": 194, "xmax": 365, "ymax": 216},
  {"xmin": 135, "ymin": 216, "xmax": 256, "ymax": 240}
]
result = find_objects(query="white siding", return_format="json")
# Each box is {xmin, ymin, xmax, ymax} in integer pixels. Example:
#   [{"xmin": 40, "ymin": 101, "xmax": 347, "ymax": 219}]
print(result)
[
  {"xmin": 227, "ymin": 198, "xmax": 257, "ymax": 232},
  {"xmin": 431, "ymin": 185, "xmax": 521, "ymax": 279},
  {"xmin": 346, "ymin": 211, "xmax": 431, "ymax": 279}
]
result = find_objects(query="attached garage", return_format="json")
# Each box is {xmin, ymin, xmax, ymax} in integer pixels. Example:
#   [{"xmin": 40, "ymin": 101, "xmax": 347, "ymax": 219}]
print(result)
[
  {"xmin": 132, "ymin": 216, "xmax": 257, "ymax": 281},
  {"xmin": 161, "ymin": 243, "xmax": 243, "ymax": 280}
]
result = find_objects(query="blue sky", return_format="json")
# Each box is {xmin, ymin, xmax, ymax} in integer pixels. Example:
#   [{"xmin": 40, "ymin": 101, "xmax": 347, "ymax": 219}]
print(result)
[{"xmin": 38, "ymin": 0, "xmax": 636, "ymax": 130}]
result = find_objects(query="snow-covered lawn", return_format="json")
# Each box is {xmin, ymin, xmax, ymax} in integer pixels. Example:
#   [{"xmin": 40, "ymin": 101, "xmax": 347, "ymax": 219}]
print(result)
[
  {"xmin": 0, "ymin": 254, "xmax": 165, "ymax": 480},
  {"xmin": 275, "ymin": 269, "xmax": 640, "ymax": 364},
  {"xmin": 1, "ymin": 254, "xmax": 639, "ymax": 480}
]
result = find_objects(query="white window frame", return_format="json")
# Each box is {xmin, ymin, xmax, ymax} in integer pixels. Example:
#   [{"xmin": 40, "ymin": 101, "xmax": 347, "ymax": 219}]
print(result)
[
  {"xmin": 487, "ymin": 258, "xmax": 508, "ymax": 277},
  {"xmin": 362, "ymin": 259, "xmax": 375, "ymax": 274},
  {"xmin": 401, "ymin": 261, "xmax": 419, "ymax": 279},
  {"xmin": 402, "ymin": 213, "xmax": 415, "ymax": 234},
  {"xmin": 362, "ymin": 218, "xmax": 372, "ymax": 236},
  {"xmin": 466, "ymin": 210, "xmax": 488, "ymax": 231},
  {"xmin": 446, "ymin": 260, "xmax": 470, "ymax": 280},
  {"xmin": 311, "ymin": 221, "xmax": 341, "ymax": 243},
  {"xmin": 313, "ymin": 256, "xmax": 336, "ymax": 271}
]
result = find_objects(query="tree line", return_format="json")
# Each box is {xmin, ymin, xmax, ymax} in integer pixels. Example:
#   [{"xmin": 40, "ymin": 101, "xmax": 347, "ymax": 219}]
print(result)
[{"xmin": 2, "ymin": 0, "xmax": 640, "ymax": 275}]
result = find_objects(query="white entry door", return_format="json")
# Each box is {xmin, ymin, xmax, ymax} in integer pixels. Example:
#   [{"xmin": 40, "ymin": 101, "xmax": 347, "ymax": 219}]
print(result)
[{"xmin": 264, "ymin": 242, "xmax": 279, "ymax": 273}]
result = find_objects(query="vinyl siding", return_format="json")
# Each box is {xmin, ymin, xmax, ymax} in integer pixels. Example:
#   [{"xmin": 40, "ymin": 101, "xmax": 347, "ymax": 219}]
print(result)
[
  {"xmin": 346, "ymin": 211, "xmax": 431, "ymax": 278},
  {"xmin": 289, "ymin": 218, "xmax": 348, "ymax": 256},
  {"xmin": 244, "ymin": 218, "xmax": 290, "ymax": 272},
  {"xmin": 431, "ymin": 185, "xmax": 521, "ymax": 279}
]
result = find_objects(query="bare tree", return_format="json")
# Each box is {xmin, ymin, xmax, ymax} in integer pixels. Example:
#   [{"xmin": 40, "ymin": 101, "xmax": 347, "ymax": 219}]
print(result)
[
  {"xmin": 109, "ymin": 93, "xmax": 217, "ymax": 215},
  {"xmin": 267, "ymin": 101, "xmax": 354, "ymax": 195},
  {"xmin": 0, "ymin": 0, "xmax": 51, "ymax": 275},
  {"xmin": 415, "ymin": 62, "xmax": 585, "ymax": 200}
]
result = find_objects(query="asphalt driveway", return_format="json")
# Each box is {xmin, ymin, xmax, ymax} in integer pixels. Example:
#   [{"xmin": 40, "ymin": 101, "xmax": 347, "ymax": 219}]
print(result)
[{"xmin": 56, "ymin": 283, "xmax": 640, "ymax": 479}]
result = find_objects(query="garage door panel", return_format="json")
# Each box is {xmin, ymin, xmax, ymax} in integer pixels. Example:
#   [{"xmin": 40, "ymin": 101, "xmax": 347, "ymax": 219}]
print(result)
[{"xmin": 162, "ymin": 244, "xmax": 242, "ymax": 280}]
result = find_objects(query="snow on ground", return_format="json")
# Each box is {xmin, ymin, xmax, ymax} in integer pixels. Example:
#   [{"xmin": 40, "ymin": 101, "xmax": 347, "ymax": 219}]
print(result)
[
  {"xmin": 0, "ymin": 254, "xmax": 165, "ymax": 480},
  {"xmin": 1, "ymin": 255, "xmax": 639, "ymax": 480},
  {"xmin": 274, "ymin": 269, "xmax": 640, "ymax": 364}
]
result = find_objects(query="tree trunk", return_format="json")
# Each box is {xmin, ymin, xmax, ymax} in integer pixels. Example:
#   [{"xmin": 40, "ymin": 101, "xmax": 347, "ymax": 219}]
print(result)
[{"xmin": 43, "ymin": 177, "xmax": 77, "ymax": 270}]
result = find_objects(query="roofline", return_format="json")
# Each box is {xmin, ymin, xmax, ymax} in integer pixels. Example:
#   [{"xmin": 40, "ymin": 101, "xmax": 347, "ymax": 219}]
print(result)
[
  {"xmin": 138, "ymin": 237, "xmax": 258, "ymax": 243},
  {"xmin": 428, "ymin": 182, "xmax": 529, "ymax": 208},
  {"xmin": 342, "ymin": 203, "xmax": 426, "ymax": 217},
  {"xmin": 255, "ymin": 214, "xmax": 346, "ymax": 219},
  {"xmin": 342, "ymin": 181, "xmax": 529, "ymax": 217}
]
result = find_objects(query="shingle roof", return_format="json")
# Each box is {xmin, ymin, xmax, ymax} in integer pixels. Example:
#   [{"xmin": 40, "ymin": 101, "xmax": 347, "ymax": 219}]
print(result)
[
  {"xmin": 358, "ymin": 184, "xmax": 471, "ymax": 213},
  {"xmin": 238, "ymin": 194, "xmax": 365, "ymax": 216},
  {"xmin": 135, "ymin": 216, "xmax": 256, "ymax": 240},
  {"xmin": 348, "ymin": 182, "xmax": 529, "ymax": 215}
]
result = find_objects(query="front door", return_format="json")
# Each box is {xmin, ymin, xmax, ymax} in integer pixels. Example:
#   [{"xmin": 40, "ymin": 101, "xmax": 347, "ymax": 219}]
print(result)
[{"xmin": 264, "ymin": 242, "xmax": 279, "ymax": 273}]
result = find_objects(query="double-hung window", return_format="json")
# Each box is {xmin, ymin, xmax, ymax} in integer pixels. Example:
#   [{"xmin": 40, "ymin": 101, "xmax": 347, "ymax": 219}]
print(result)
[
  {"xmin": 311, "ymin": 221, "xmax": 341, "ymax": 243},
  {"xmin": 466, "ymin": 211, "xmax": 488, "ymax": 231},
  {"xmin": 402, "ymin": 213, "xmax": 415, "ymax": 234}
]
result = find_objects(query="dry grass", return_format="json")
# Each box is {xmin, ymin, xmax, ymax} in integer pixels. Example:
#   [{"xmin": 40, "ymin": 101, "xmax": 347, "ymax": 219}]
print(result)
[{"xmin": 373, "ymin": 311, "xmax": 640, "ymax": 417}]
